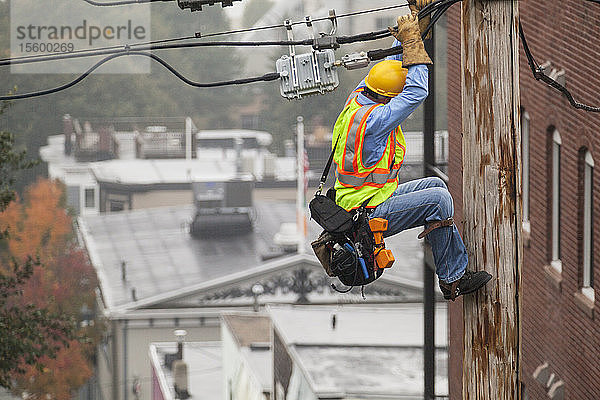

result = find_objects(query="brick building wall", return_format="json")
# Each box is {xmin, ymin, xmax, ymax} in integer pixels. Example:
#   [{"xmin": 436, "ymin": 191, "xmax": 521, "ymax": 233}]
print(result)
[{"xmin": 446, "ymin": 2, "xmax": 600, "ymax": 399}]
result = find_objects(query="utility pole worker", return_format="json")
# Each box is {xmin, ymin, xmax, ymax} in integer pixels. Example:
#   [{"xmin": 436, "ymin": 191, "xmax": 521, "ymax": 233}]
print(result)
[{"xmin": 331, "ymin": 2, "xmax": 491, "ymax": 300}]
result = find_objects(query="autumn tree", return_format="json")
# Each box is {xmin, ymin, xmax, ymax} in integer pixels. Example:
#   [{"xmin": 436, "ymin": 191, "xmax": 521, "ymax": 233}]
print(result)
[
  {"xmin": 0, "ymin": 114, "xmax": 100, "ymax": 398},
  {"xmin": 0, "ymin": 178, "xmax": 101, "ymax": 399},
  {"xmin": 0, "ymin": 127, "xmax": 74, "ymax": 390}
]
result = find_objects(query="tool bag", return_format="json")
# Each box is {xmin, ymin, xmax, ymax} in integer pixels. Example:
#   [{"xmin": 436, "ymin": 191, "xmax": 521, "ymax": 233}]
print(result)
[
  {"xmin": 309, "ymin": 139, "xmax": 384, "ymax": 290},
  {"xmin": 308, "ymin": 188, "xmax": 353, "ymax": 234}
]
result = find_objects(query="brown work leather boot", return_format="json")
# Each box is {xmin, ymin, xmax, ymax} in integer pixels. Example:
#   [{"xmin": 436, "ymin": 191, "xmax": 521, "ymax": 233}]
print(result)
[{"xmin": 438, "ymin": 270, "xmax": 492, "ymax": 301}]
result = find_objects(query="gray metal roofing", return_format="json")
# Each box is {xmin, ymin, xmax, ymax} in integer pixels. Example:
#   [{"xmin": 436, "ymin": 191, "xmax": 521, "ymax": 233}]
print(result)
[{"xmin": 80, "ymin": 201, "xmax": 424, "ymax": 311}]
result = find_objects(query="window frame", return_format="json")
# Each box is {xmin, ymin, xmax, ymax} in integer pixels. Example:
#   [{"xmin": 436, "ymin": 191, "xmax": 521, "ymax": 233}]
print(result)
[
  {"xmin": 84, "ymin": 187, "xmax": 96, "ymax": 209},
  {"xmin": 551, "ymin": 129, "xmax": 562, "ymax": 273},
  {"xmin": 522, "ymin": 111, "xmax": 530, "ymax": 232},
  {"xmin": 582, "ymin": 151, "xmax": 594, "ymax": 301}
]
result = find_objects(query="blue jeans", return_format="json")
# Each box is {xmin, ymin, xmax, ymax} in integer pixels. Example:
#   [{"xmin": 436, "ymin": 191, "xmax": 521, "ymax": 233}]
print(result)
[{"xmin": 369, "ymin": 177, "xmax": 467, "ymax": 283}]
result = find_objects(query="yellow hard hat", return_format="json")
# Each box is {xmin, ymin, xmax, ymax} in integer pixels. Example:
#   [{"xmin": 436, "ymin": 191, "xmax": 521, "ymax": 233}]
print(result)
[{"xmin": 365, "ymin": 60, "xmax": 408, "ymax": 98}]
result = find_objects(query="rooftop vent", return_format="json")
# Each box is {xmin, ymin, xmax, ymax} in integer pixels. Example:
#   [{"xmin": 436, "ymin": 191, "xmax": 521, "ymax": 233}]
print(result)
[
  {"xmin": 273, "ymin": 223, "xmax": 300, "ymax": 253},
  {"xmin": 190, "ymin": 179, "xmax": 255, "ymax": 238},
  {"xmin": 172, "ymin": 360, "xmax": 190, "ymax": 399}
]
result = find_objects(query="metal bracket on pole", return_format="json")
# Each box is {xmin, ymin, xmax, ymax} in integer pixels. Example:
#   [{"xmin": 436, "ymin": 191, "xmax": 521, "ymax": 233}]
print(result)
[
  {"xmin": 284, "ymin": 19, "xmax": 299, "ymax": 90},
  {"xmin": 327, "ymin": 9, "xmax": 337, "ymax": 36},
  {"xmin": 305, "ymin": 16, "xmax": 322, "ymax": 87}
]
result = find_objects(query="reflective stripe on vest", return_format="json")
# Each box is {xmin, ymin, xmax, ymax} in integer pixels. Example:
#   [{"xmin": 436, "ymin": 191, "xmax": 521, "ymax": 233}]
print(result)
[
  {"xmin": 332, "ymin": 90, "xmax": 406, "ymax": 210},
  {"xmin": 341, "ymin": 104, "xmax": 376, "ymax": 173},
  {"xmin": 336, "ymin": 167, "xmax": 400, "ymax": 187}
]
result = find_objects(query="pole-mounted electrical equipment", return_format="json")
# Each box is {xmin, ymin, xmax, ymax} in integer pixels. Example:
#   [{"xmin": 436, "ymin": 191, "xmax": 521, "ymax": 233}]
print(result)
[
  {"xmin": 276, "ymin": 12, "xmax": 340, "ymax": 100},
  {"xmin": 177, "ymin": 0, "xmax": 241, "ymax": 12},
  {"xmin": 275, "ymin": 9, "xmax": 406, "ymax": 100}
]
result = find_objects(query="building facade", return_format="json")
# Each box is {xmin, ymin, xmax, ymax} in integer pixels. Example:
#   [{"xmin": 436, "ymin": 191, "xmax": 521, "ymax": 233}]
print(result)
[{"xmin": 446, "ymin": 2, "xmax": 600, "ymax": 399}]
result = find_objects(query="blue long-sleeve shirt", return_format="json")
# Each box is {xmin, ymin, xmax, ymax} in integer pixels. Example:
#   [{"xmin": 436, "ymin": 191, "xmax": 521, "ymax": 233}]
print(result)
[{"xmin": 353, "ymin": 39, "xmax": 429, "ymax": 167}]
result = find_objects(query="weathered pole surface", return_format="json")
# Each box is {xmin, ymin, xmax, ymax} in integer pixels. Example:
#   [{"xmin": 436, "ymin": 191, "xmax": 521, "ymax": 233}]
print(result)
[{"xmin": 461, "ymin": 0, "xmax": 522, "ymax": 399}]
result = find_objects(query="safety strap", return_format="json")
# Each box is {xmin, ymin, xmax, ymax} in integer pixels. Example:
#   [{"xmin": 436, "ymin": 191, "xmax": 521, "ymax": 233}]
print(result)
[
  {"xmin": 417, "ymin": 217, "xmax": 454, "ymax": 239},
  {"xmin": 316, "ymin": 136, "xmax": 340, "ymax": 195}
]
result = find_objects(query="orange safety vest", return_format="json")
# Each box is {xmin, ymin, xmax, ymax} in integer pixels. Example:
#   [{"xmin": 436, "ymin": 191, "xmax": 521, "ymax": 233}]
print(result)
[{"xmin": 332, "ymin": 89, "xmax": 406, "ymax": 211}]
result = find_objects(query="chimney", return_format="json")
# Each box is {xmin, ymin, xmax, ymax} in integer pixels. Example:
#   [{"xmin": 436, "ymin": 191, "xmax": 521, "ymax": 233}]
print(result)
[
  {"xmin": 234, "ymin": 137, "xmax": 244, "ymax": 175},
  {"xmin": 174, "ymin": 329, "xmax": 187, "ymax": 360},
  {"xmin": 121, "ymin": 261, "xmax": 127, "ymax": 281},
  {"xmin": 63, "ymin": 114, "xmax": 73, "ymax": 155},
  {"xmin": 172, "ymin": 360, "xmax": 190, "ymax": 399}
]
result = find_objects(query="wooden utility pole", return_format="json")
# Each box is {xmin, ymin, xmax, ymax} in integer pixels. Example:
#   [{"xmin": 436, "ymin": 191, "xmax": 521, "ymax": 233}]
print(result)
[{"xmin": 461, "ymin": 1, "xmax": 522, "ymax": 399}]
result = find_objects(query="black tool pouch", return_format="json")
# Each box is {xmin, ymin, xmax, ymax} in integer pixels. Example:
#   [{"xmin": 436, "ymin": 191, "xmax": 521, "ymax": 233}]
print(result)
[
  {"xmin": 309, "ymin": 137, "xmax": 384, "ymax": 291},
  {"xmin": 309, "ymin": 194, "xmax": 353, "ymax": 234}
]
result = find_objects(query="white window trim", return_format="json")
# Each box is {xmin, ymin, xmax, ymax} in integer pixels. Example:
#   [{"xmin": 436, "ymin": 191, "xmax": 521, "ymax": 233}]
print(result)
[
  {"xmin": 551, "ymin": 259, "xmax": 562, "ymax": 274},
  {"xmin": 582, "ymin": 151, "xmax": 594, "ymax": 300},
  {"xmin": 581, "ymin": 286, "xmax": 595, "ymax": 302},
  {"xmin": 551, "ymin": 129, "xmax": 561, "ymax": 266},
  {"xmin": 522, "ymin": 111, "xmax": 530, "ymax": 227}
]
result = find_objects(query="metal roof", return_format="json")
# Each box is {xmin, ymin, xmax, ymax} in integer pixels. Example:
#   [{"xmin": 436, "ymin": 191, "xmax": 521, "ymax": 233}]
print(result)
[
  {"xmin": 90, "ymin": 159, "xmax": 245, "ymax": 184},
  {"xmin": 80, "ymin": 201, "xmax": 314, "ymax": 311},
  {"xmin": 79, "ymin": 200, "xmax": 426, "ymax": 313}
]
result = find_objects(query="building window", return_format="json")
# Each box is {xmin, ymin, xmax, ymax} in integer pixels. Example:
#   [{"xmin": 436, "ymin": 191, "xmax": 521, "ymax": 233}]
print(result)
[
  {"xmin": 84, "ymin": 188, "xmax": 95, "ymax": 208},
  {"xmin": 582, "ymin": 151, "xmax": 594, "ymax": 301},
  {"xmin": 109, "ymin": 200, "xmax": 125, "ymax": 212},
  {"xmin": 522, "ymin": 111, "xmax": 530, "ymax": 232},
  {"xmin": 551, "ymin": 129, "xmax": 562, "ymax": 272}
]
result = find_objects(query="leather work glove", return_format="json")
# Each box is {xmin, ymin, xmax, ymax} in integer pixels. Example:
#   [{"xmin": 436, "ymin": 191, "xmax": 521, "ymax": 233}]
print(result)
[
  {"xmin": 408, "ymin": 0, "xmax": 433, "ymax": 39},
  {"xmin": 388, "ymin": 13, "xmax": 433, "ymax": 66}
]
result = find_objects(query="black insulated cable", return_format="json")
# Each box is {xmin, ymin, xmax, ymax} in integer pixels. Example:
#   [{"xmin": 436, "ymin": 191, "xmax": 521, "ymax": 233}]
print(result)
[
  {"xmin": 198, "ymin": 3, "xmax": 412, "ymax": 38},
  {"xmin": 0, "ymin": 51, "xmax": 280, "ymax": 101},
  {"xmin": 518, "ymin": 21, "xmax": 600, "ymax": 113},
  {"xmin": 0, "ymin": 29, "xmax": 397, "ymax": 68},
  {"xmin": 0, "ymin": 0, "xmax": 460, "ymax": 100},
  {"xmin": 81, "ymin": 0, "xmax": 173, "ymax": 5},
  {"xmin": 1, "ymin": 3, "xmax": 412, "ymax": 66}
]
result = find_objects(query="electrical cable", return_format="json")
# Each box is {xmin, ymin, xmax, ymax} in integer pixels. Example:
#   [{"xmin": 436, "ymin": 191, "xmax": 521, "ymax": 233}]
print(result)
[
  {"xmin": 81, "ymin": 0, "xmax": 172, "ymax": 5},
  {"xmin": 1, "ymin": 0, "xmax": 455, "ymax": 100},
  {"xmin": 198, "ymin": 3, "xmax": 412, "ymax": 38},
  {"xmin": 0, "ymin": 3, "xmax": 413, "ymax": 67},
  {"xmin": 0, "ymin": 51, "xmax": 280, "ymax": 101},
  {"xmin": 0, "ymin": 29, "xmax": 397, "ymax": 68},
  {"xmin": 367, "ymin": 0, "xmax": 459, "ymax": 61},
  {"xmin": 1, "ymin": 36, "xmax": 197, "ymax": 66},
  {"xmin": 518, "ymin": 20, "xmax": 600, "ymax": 113}
]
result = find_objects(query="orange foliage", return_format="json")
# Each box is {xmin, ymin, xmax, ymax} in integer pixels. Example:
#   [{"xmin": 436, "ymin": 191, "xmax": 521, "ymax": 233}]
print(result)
[
  {"xmin": 5, "ymin": 179, "xmax": 72, "ymax": 262},
  {"xmin": 17, "ymin": 340, "xmax": 93, "ymax": 400},
  {"xmin": 0, "ymin": 179, "xmax": 98, "ymax": 397}
]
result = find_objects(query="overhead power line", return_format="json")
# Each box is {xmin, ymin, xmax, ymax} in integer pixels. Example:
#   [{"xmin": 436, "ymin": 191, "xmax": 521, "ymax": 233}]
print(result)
[
  {"xmin": 0, "ymin": 0, "xmax": 457, "ymax": 100},
  {"xmin": 81, "ymin": 0, "xmax": 172, "ymax": 5},
  {"xmin": 0, "ymin": 29, "xmax": 393, "ymax": 68},
  {"xmin": 0, "ymin": 51, "xmax": 280, "ymax": 101},
  {"xmin": 198, "ymin": 3, "xmax": 411, "ymax": 38},
  {"xmin": 0, "ymin": 3, "xmax": 411, "ymax": 67}
]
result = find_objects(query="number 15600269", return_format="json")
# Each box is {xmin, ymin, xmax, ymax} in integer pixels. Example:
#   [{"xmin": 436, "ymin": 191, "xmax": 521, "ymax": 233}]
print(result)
[{"xmin": 19, "ymin": 42, "xmax": 75, "ymax": 53}]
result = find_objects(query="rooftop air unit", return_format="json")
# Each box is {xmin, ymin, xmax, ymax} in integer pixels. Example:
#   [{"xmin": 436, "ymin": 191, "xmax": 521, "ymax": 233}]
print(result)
[{"xmin": 189, "ymin": 179, "xmax": 254, "ymax": 238}]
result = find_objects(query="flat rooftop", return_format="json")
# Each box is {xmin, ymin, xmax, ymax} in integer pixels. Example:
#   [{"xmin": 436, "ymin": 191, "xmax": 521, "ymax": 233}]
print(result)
[
  {"xmin": 151, "ymin": 342, "xmax": 222, "ymax": 400},
  {"xmin": 269, "ymin": 304, "xmax": 448, "ymax": 399}
]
